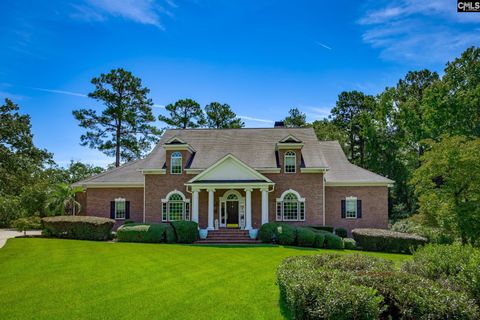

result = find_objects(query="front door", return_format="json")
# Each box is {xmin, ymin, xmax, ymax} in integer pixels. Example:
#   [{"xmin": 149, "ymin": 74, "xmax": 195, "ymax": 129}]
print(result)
[{"xmin": 226, "ymin": 200, "xmax": 239, "ymax": 228}]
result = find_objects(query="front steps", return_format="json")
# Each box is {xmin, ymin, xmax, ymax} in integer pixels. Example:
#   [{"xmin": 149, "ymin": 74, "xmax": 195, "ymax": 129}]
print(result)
[{"xmin": 195, "ymin": 229, "xmax": 261, "ymax": 244}]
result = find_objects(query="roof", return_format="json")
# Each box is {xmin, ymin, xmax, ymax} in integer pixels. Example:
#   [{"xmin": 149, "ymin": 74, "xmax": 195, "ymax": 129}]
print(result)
[{"xmin": 73, "ymin": 127, "xmax": 394, "ymax": 187}]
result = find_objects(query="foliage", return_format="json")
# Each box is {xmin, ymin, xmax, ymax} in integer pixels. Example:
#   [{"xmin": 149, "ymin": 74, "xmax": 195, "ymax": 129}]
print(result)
[
  {"xmin": 45, "ymin": 183, "xmax": 83, "ymax": 216},
  {"xmin": 42, "ymin": 216, "xmax": 114, "ymax": 241},
  {"xmin": 204, "ymin": 102, "xmax": 244, "ymax": 128},
  {"xmin": 306, "ymin": 225, "xmax": 334, "ymax": 233},
  {"xmin": 116, "ymin": 223, "xmax": 175, "ymax": 243},
  {"xmin": 402, "ymin": 244, "xmax": 480, "ymax": 304},
  {"xmin": 352, "ymin": 228, "xmax": 427, "ymax": 253},
  {"xmin": 159, "ymin": 98, "xmax": 205, "ymax": 129},
  {"xmin": 313, "ymin": 233, "xmax": 325, "ymax": 248},
  {"xmin": 258, "ymin": 222, "xmax": 296, "ymax": 245},
  {"xmin": 296, "ymin": 227, "xmax": 316, "ymax": 247},
  {"xmin": 170, "ymin": 221, "xmax": 198, "ymax": 243},
  {"xmin": 12, "ymin": 216, "xmax": 41, "ymax": 235},
  {"xmin": 258, "ymin": 222, "xmax": 277, "ymax": 243},
  {"xmin": 58, "ymin": 161, "xmax": 103, "ymax": 184},
  {"xmin": 283, "ymin": 108, "xmax": 307, "ymax": 127},
  {"xmin": 343, "ymin": 238, "xmax": 356, "ymax": 250},
  {"xmin": 411, "ymin": 135, "xmax": 480, "ymax": 245},
  {"xmin": 323, "ymin": 232, "xmax": 344, "ymax": 249},
  {"xmin": 0, "ymin": 196, "xmax": 25, "ymax": 227},
  {"xmin": 334, "ymin": 227, "xmax": 347, "ymax": 238},
  {"xmin": 73, "ymin": 68, "xmax": 161, "ymax": 167},
  {"xmin": 391, "ymin": 218, "xmax": 454, "ymax": 244}
]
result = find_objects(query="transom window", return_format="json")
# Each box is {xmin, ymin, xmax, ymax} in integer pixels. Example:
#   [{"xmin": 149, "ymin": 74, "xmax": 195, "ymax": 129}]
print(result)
[
  {"xmin": 276, "ymin": 190, "xmax": 305, "ymax": 221},
  {"xmin": 284, "ymin": 151, "xmax": 296, "ymax": 173},
  {"xmin": 115, "ymin": 198, "xmax": 126, "ymax": 220},
  {"xmin": 227, "ymin": 194, "xmax": 238, "ymax": 200},
  {"xmin": 346, "ymin": 197, "xmax": 357, "ymax": 219},
  {"xmin": 170, "ymin": 151, "xmax": 182, "ymax": 174},
  {"xmin": 162, "ymin": 191, "xmax": 190, "ymax": 221}
]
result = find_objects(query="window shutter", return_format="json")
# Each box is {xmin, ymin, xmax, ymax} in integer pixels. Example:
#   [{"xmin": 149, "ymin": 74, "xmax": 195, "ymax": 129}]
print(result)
[
  {"xmin": 341, "ymin": 200, "xmax": 346, "ymax": 219},
  {"xmin": 110, "ymin": 201, "xmax": 115, "ymax": 219},
  {"xmin": 357, "ymin": 200, "xmax": 362, "ymax": 218},
  {"xmin": 125, "ymin": 201, "xmax": 130, "ymax": 219}
]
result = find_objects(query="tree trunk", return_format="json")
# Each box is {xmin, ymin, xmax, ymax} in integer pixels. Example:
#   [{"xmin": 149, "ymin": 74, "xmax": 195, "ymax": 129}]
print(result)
[{"xmin": 115, "ymin": 122, "xmax": 121, "ymax": 167}]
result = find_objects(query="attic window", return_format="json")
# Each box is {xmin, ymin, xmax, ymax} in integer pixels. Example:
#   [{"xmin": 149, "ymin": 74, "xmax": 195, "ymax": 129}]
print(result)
[
  {"xmin": 171, "ymin": 152, "xmax": 182, "ymax": 174},
  {"xmin": 284, "ymin": 151, "xmax": 296, "ymax": 173}
]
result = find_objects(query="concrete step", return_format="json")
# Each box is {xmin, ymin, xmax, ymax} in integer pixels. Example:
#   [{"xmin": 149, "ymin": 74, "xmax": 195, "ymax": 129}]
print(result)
[{"xmin": 194, "ymin": 239, "xmax": 262, "ymax": 244}]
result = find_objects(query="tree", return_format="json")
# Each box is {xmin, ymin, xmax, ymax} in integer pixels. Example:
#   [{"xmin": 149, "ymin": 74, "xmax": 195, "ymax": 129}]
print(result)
[
  {"xmin": 411, "ymin": 136, "xmax": 480, "ymax": 245},
  {"xmin": 45, "ymin": 183, "xmax": 83, "ymax": 216},
  {"xmin": 284, "ymin": 108, "xmax": 307, "ymax": 127},
  {"xmin": 73, "ymin": 68, "xmax": 161, "ymax": 167},
  {"xmin": 312, "ymin": 119, "xmax": 348, "ymax": 148},
  {"xmin": 63, "ymin": 161, "xmax": 103, "ymax": 184},
  {"xmin": 331, "ymin": 91, "xmax": 375, "ymax": 166},
  {"xmin": 159, "ymin": 98, "xmax": 205, "ymax": 129},
  {"xmin": 204, "ymin": 102, "xmax": 244, "ymax": 128}
]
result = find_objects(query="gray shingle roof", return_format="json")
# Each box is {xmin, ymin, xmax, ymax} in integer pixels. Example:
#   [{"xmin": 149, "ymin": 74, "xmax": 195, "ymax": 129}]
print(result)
[{"xmin": 73, "ymin": 128, "xmax": 394, "ymax": 186}]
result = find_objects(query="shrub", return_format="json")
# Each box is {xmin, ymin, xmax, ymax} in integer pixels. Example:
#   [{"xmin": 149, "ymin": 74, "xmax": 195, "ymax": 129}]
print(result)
[
  {"xmin": 258, "ymin": 223, "xmax": 296, "ymax": 245},
  {"xmin": 324, "ymin": 232, "xmax": 344, "ymax": 249},
  {"xmin": 0, "ymin": 196, "xmax": 25, "ymax": 227},
  {"xmin": 296, "ymin": 227, "xmax": 316, "ymax": 247},
  {"xmin": 117, "ymin": 223, "xmax": 175, "ymax": 243},
  {"xmin": 123, "ymin": 220, "xmax": 135, "ymax": 225},
  {"xmin": 402, "ymin": 244, "xmax": 480, "ymax": 304},
  {"xmin": 171, "ymin": 221, "xmax": 198, "ymax": 243},
  {"xmin": 306, "ymin": 225, "xmax": 334, "ymax": 233},
  {"xmin": 343, "ymin": 238, "xmax": 356, "ymax": 250},
  {"xmin": 258, "ymin": 223, "xmax": 277, "ymax": 243},
  {"xmin": 335, "ymin": 227, "xmax": 348, "ymax": 238},
  {"xmin": 352, "ymin": 228, "xmax": 427, "ymax": 253},
  {"xmin": 313, "ymin": 233, "xmax": 325, "ymax": 248},
  {"xmin": 42, "ymin": 216, "xmax": 114, "ymax": 241},
  {"xmin": 12, "ymin": 216, "xmax": 41, "ymax": 235},
  {"xmin": 391, "ymin": 218, "xmax": 455, "ymax": 244}
]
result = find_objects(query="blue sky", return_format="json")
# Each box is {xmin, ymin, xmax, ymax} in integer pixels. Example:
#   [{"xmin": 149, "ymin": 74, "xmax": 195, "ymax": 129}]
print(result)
[{"xmin": 1, "ymin": 0, "xmax": 479, "ymax": 167}]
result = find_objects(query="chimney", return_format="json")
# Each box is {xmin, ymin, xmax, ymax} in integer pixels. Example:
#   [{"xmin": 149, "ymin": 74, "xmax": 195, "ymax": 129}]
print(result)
[{"xmin": 274, "ymin": 121, "xmax": 285, "ymax": 128}]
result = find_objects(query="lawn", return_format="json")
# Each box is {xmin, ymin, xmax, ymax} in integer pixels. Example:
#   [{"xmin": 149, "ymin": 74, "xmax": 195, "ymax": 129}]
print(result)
[{"xmin": 0, "ymin": 239, "xmax": 409, "ymax": 320}]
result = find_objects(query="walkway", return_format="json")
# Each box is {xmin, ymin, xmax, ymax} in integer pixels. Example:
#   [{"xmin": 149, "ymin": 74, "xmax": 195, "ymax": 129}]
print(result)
[{"xmin": 0, "ymin": 229, "xmax": 42, "ymax": 249}]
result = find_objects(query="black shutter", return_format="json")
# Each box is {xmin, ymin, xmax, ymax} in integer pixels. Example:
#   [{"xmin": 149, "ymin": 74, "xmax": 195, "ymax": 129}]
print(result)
[
  {"xmin": 125, "ymin": 201, "xmax": 130, "ymax": 219},
  {"xmin": 341, "ymin": 200, "xmax": 346, "ymax": 218},
  {"xmin": 357, "ymin": 200, "xmax": 362, "ymax": 218},
  {"xmin": 110, "ymin": 201, "xmax": 115, "ymax": 219}
]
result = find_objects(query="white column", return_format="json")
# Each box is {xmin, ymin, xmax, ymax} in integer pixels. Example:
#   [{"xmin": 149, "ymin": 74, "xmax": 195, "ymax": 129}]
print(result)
[
  {"xmin": 261, "ymin": 187, "xmax": 269, "ymax": 225},
  {"xmin": 245, "ymin": 188, "xmax": 252, "ymax": 230},
  {"xmin": 207, "ymin": 188, "xmax": 215, "ymax": 230},
  {"xmin": 192, "ymin": 189, "xmax": 199, "ymax": 223}
]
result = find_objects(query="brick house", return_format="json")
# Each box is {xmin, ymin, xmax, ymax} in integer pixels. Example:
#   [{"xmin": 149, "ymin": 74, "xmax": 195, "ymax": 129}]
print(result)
[{"xmin": 73, "ymin": 127, "xmax": 393, "ymax": 234}]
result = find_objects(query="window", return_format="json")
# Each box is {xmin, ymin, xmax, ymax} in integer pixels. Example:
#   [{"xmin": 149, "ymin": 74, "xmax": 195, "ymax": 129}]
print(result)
[
  {"xmin": 170, "ymin": 151, "xmax": 182, "ymax": 174},
  {"xmin": 346, "ymin": 197, "xmax": 357, "ymax": 219},
  {"xmin": 115, "ymin": 198, "xmax": 126, "ymax": 219},
  {"xmin": 162, "ymin": 191, "xmax": 190, "ymax": 221},
  {"xmin": 284, "ymin": 151, "xmax": 296, "ymax": 173},
  {"xmin": 276, "ymin": 190, "xmax": 305, "ymax": 221}
]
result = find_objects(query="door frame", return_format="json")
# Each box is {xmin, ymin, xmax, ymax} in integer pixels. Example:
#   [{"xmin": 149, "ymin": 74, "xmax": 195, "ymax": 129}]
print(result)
[{"xmin": 218, "ymin": 190, "xmax": 246, "ymax": 229}]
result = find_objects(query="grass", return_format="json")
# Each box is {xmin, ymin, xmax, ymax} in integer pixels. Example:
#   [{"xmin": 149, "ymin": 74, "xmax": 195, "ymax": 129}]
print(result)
[{"xmin": 0, "ymin": 238, "xmax": 409, "ymax": 320}]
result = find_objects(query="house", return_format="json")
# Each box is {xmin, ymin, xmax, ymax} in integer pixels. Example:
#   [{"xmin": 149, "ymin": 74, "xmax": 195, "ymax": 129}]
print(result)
[{"xmin": 73, "ymin": 126, "xmax": 393, "ymax": 235}]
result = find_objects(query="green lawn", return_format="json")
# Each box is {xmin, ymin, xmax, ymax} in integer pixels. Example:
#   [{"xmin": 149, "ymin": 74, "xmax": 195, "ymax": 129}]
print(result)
[{"xmin": 0, "ymin": 239, "xmax": 409, "ymax": 320}]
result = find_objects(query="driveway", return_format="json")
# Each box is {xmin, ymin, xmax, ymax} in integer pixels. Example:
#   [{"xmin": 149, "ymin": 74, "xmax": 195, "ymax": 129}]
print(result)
[{"xmin": 0, "ymin": 229, "xmax": 42, "ymax": 249}]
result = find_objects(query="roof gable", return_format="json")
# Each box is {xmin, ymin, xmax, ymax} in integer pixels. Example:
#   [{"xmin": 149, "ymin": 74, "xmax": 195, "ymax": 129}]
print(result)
[
  {"xmin": 279, "ymin": 134, "xmax": 302, "ymax": 143},
  {"xmin": 188, "ymin": 154, "xmax": 272, "ymax": 183}
]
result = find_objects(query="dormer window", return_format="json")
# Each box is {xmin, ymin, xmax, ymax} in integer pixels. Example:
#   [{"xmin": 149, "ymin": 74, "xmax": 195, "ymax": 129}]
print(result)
[
  {"xmin": 170, "ymin": 151, "xmax": 182, "ymax": 174},
  {"xmin": 284, "ymin": 151, "xmax": 296, "ymax": 173}
]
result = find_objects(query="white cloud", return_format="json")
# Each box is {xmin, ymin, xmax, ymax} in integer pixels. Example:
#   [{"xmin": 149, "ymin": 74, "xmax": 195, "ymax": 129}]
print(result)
[
  {"xmin": 358, "ymin": 0, "xmax": 480, "ymax": 64},
  {"xmin": 315, "ymin": 41, "xmax": 332, "ymax": 50},
  {"xmin": 31, "ymin": 87, "xmax": 88, "ymax": 97},
  {"xmin": 239, "ymin": 115, "xmax": 274, "ymax": 124}
]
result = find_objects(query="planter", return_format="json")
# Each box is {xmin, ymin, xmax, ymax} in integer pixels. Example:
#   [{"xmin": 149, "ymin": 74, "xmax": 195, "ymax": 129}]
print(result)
[
  {"xmin": 249, "ymin": 229, "xmax": 258, "ymax": 239},
  {"xmin": 199, "ymin": 229, "xmax": 208, "ymax": 240}
]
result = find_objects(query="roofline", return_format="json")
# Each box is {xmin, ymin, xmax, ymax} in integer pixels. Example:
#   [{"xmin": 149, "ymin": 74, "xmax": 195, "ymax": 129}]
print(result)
[
  {"xmin": 73, "ymin": 182, "xmax": 144, "ymax": 189},
  {"xmin": 325, "ymin": 181, "xmax": 394, "ymax": 187},
  {"xmin": 163, "ymin": 127, "xmax": 315, "ymax": 131}
]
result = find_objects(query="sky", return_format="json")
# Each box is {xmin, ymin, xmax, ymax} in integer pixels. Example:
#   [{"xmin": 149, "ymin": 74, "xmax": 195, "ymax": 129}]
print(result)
[{"xmin": 1, "ymin": 0, "xmax": 479, "ymax": 167}]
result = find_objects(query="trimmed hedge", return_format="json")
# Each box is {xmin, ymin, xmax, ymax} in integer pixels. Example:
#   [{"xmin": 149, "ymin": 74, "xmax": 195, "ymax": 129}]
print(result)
[
  {"xmin": 306, "ymin": 225, "xmax": 334, "ymax": 233},
  {"xmin": 313, "ymin": 232, "xmax": 325, "ymax": 248},
  {"xmin": 324, "ymin": 232, "xmax": 344, "ymax": 249},
  {"xmin": 277, "ymin": 254, "xmax": 479, "ymax": 320},
  {"xmin": 343, "ymin": 238, "xmax": 356, "ymax": 250},
  {"xmin": 335, "ymin": 227, "xmax": 348, "ymax": 238},
  {"xmin": 171, "ymin": 221, "xmax": 198, "ymax": 243},
  {"xmin": 352, "ymin": 228, "xmax": 427, "ymax": 253},
  {"xmin": 296, "ymin": 227, "xmax": 316, "ymax": 247},
  {"xmin": 258, "ymin": 223, "xmax": 296, "ymax": 246},
  {"xmin": 42, "ymin": 216, "xmax": 114, "ymax": 241},
  {"xmin": 117, "ymin": 223, "xmax": 175, "ymax": 243}
]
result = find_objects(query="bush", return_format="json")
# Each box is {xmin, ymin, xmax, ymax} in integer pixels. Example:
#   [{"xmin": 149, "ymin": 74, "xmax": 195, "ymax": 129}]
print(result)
[
  {"xmin": 352, "ymin": 228, "xmax": 427, "ymax": 253},
  {"xmin": 123, "ymin": 220, "xmax": 135, "ymax": 225},
  {"xmin": 0, "ymin": 196, "xmax": 25, "ymax": 227},
  {"xmin": 313, "ymin": 233, "xmax": 325, "ymax": 248},
  {"xmin": 343, "ymin": 238, "xmax": 356, "ymax": 250},
  {"xmin": 171, "ymin": 221, "xmax": 198, "ymax": 243},
  {"xmin": 258, "ymin": 222, "xmax": 277, "ymax": 243},
  {"xmin": 402, "ymin": 244, "xmax": 480, "ymax": 304},
  {"xmin": 324, "ymin": 232, "xmax": 344, "ymax": 249},
  {"xmin": 117, "ymin": 223, "xmax": 175, "ymax": 243},
  {"xmin": 306, "ymin": 225, "xmax": 334, "ymax": 233},
  {"xmin": 296, "ymin": 227, "xmax": 316, "ymax": 247},
  {"xmin": 42, "ymin": 216, "xmax": 114, "ymax": 241},
  {"xmin": 335, "ymin": 227, "xmax": 348, "ymax": 238},
  {"xmin": 391, "ymin": 218, "xmax": 455, "ymax": 244},
  {"xmin": 258, "ymin": 223, "xmax": 296, "ymax": 245},
  {"xmin": 12, "ymin": 216, "xmax": 41, "ymax": 235}
]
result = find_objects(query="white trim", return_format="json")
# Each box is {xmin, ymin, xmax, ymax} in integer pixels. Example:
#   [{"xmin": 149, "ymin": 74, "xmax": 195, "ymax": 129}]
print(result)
[
  {"xmin": 345, "ymin": 196, "xmax": 358, "ymax": 219},
  {"xmin": 170, "ymin": 151, "xmax": 183, "ymax": 175},
  {"xmin": 185, "ymin": 182, "xmax": 274, "ymax": 189},
  {"xmin": 275, "ymin": 190, "xmax": 305, "ymax": 222},
  {"xmin": 284, "ymin": 150, "xmax": 296, "ymax": 174},
  {"xmin": 186, "ymin": 167, "xmax": 281, "ymax": 174},
  {"xmin": 326, "ymin": 181, "xmax": 393, "ymax": 187},
  {"xmin": 187, "ymin": 154, "xmax": 273, "ymax": 183},
  {"xmin": 276, "ymin": 143, "xmax": 304, "ymax": 150},
  {"xmin": 322, "ymin": 175, "xmax": 325, "ymax": 226},
  {"xmin": 83, "ymin": 183, "xmax": 144, "ymax": 188},
  {"xmin": 163, "ymin": 144, "xmax": 195, "ymax": 153},
  {"xmin": 300, "ymin": 167, "xmax": 329, "ymax": 173},
  {"xmin": 161, "ymin": 190, "xmax": 191, "ymax": 222},
  {"xmin": 279, "ymin": 134, "xmax": 302, "ymax": 143},
  {"xmin": 276, "ymin": 189, "xmax": 305, "ymax": 202},
  {"xmin": 218, "ymin": 190, "xmax": 245, "ymax": 229},
  {"xmin": 143, "ymin": 175, "xmax": 146, "ymax": 223},
  {"xmin": 141, "ymin": 169, "xmax": 166, "ymax": 175},
  {"xmin": 114, "ymin": 197, "xmax": 126, "ymax": 220},
  {"xmin": 185, "ymin": 168, "xmax": 203, "ymax": 174},
  {"xmin": 162, "ymin": 189, "xmax": 189, "ymax": 202},
  {"xmin": 166, "ymin": 136, "xmax": 187, "ymax": 144}
]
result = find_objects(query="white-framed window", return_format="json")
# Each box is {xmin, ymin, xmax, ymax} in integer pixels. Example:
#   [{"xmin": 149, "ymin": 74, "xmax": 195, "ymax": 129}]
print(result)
[
  {"xmin": 170, "ymin": 151, "xmax": 182, "ymax": 174},
  {"xmin": 276, "ymin": 190, "xmax": 305, "ymax": 221},
  {"xmin": 284, "ymin": 151, "xmax": 296, "ymax": 173},
  {"xmin": 115, "ymin": 198, "xmax": 126, "ymax": 220},
  {"xmin": 162, "ymin": 191, "xmax": 190, "ymax": 221},
  {"xmin": 346, "ymin": 196, "xmax": 357, "ymax": 219}
]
